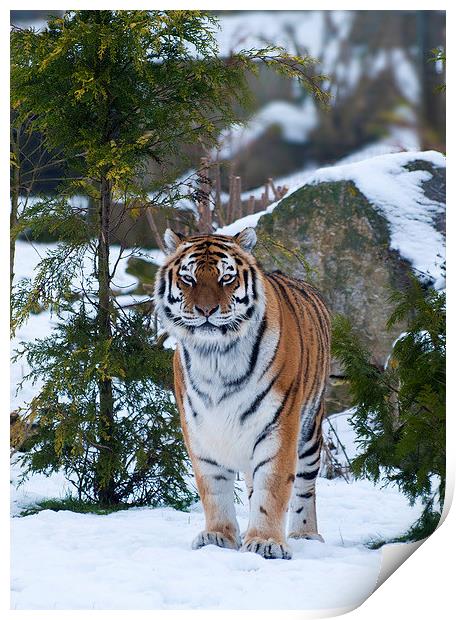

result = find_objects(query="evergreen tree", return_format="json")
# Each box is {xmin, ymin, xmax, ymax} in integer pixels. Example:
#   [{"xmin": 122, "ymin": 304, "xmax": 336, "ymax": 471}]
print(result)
[
  {"xmin": 332, "ymin": 273, "xmax": 445, "ymax": 541},
  {"xmin": 11, "ymin": 10, "xmax": 328, "ymax": 506}
]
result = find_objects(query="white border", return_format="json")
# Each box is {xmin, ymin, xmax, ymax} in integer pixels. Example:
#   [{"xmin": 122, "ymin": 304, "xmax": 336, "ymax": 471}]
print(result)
[{"xmin": 2, "ymin": 3, "xmax": 452, "ymax": 618}]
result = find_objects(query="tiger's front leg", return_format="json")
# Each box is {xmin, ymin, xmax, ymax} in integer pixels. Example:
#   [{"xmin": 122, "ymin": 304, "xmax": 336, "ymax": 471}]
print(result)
[
  {"xmin": 174, "ymin": 358, "xmax": 240, "ymax": 552},
  {"xmin": 191, "ymin": 455, "xmax": 241, "ymax": 551},
  {"xmin": 241, "ymin": 427, "xmax": 298, "ymax": 560}
]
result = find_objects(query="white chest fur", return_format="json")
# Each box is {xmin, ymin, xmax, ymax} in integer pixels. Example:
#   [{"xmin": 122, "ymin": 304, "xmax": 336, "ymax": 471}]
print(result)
[{"xmin": 179, "ymin": 321, "xmax": 281, "ymax": 472}]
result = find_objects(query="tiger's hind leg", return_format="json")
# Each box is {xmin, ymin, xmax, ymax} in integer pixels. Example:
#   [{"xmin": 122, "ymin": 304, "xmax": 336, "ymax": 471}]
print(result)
[
  {"xmin": 288, "ymin": 403, "xmax": 325, "ymax": 542},
  {"xmin": 244, "ymin": 470, "xmax": 254, "ymax": 506}
]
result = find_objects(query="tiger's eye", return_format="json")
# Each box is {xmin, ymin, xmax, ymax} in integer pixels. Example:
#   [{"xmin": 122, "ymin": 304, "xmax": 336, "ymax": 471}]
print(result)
[{"xmin": 181, "ymin": 275, "xmax": 194, "ymax": 286}]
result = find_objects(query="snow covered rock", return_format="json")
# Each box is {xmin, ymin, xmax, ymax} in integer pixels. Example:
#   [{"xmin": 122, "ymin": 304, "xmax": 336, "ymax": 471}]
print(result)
[{"xmin": 250, "ymin": 151, "xmax": 445, "ymax": 409}]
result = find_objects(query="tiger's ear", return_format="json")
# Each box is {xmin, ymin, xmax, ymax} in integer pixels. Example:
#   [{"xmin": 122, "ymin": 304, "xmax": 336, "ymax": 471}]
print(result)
[
  {"xmin": 233, "ymin": 227, "xmax": 257, "ymax": 253},
  {"xmin": 163, "ymin": 228, "xmax": 185, "ymax": 254}
]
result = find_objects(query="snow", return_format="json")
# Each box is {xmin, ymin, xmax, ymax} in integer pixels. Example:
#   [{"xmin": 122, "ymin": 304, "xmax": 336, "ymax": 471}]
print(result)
[
  {"xmin": 323, "ymin": 409, "xmax": 359, "ymax": 461},
  {"xmin": 336, "ymin": 56, "xmax": 362, "ymax": 92},
  {"xmin": 216, "ymin": 11, "xmax": 327, "ymax": 60},
  {"xmin": 10, "ymin": 436, "xmax": 422, "ymax": 610},
  {"xmin": 13, "ymin": 239, "xmax": 163, "ymax": 294},
  {"xmin": 391, "ymin": 49, "xmax": 421, "ymax": 104},
  {"xmin": 371, "ymin": 50, "xmax": 388, "ymax": 77},
  {"xmin": 11, "ymin": 309, "xmax": 53, "ymax": 411},
  {"xmin": 215, "ymin": 98, "xmax": 318, "ymax": 160},
  {"xmin": 11, "ymin": 240, "xmax": 162, "ymax": 411},
  {"xmin": 219, "ymin": 150, "xmax": 446, "ymax": 285},
  {"xmin": 336, "ymin": 137, "xmax": 417, "ymax": 166}
]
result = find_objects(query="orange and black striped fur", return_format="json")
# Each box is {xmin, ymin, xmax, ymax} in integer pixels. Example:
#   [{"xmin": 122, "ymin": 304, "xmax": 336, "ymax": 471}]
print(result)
[{"xmin": 154, "ymin": 228, "xmax": 331, "ymax": 559}]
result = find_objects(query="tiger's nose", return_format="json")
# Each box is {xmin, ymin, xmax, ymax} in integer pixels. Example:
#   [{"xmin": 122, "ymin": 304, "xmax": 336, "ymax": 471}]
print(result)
[{"xmin": 195, "ymin": 304, "xmax": 219, "ymax": 317}]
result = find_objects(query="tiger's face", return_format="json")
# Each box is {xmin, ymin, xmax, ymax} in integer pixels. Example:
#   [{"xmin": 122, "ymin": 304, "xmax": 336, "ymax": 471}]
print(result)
[{"xmin": 154, "ymin": 228, "xmax": 263, "ymax": 342}]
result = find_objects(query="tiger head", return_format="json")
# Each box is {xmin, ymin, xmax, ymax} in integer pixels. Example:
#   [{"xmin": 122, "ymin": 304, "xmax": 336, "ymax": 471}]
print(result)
[{"xmin": 154, "ymin": 228, "xmax": 264, "ymax": 342}]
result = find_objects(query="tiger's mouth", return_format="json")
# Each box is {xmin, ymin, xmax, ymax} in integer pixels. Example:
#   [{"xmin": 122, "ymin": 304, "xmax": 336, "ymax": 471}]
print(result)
[
  {"xmin": 197, "ymin": 321, "xmax": 219, "ymax": 331},
  {"xmin": 166, "ymin": 307, "xmax": 254, "ymax": 336},
  {"xmin": 182, "ymin": 316, "xmax": 241, "ymax": 336}
]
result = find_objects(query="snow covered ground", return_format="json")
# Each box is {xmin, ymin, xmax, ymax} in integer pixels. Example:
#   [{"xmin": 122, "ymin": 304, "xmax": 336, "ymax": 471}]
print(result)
[{"xmin": 11, "ymin": 440, "xmax": 422, "ymax": 610}]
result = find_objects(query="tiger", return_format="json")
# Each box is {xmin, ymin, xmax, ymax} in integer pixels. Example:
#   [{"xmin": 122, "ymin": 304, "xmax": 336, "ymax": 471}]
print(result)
[{"xmin": 154, "ymin": 227, "xmax": 331, "ymax": 560}]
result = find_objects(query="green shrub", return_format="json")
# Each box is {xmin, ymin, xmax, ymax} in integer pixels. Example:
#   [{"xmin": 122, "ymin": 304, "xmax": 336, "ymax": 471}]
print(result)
[{"xmin": 332, "ymin": 273, "xmax": 445, "ymax": 541}]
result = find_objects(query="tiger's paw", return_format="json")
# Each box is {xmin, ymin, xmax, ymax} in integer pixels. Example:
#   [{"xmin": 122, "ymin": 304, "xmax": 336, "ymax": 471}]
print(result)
[
  {"xmin": 289, "ymin": 531, "xmax": 325, "ymax": 543},
  {"xmin": 240, "ymin": 536, "xmax": 292, "ymax": 560},
  {"xmin": 192, "ymin": 530, "xmax": 240, "ymax": 551}
]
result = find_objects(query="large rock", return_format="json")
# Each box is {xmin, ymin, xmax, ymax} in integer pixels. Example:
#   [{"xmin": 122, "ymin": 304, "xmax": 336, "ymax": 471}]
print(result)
[
  {"xmin": 256, "ymin": 179, "xmax": 409, "ymax": 360},
  {"xmin": 250, "ymin": 152, "xmax": 445, "ymax": 412}
]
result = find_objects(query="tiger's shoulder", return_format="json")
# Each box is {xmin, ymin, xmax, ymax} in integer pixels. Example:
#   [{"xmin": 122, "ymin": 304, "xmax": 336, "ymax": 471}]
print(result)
[{"xmin": 265, "ymin": 269, "xmax": 330, "ymax": 315}]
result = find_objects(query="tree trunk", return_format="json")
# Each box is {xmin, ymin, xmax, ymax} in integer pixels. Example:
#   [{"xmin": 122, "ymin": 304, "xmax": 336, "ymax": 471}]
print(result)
[
  {"xmin": 416, "ymin": 11, "xmax": 446, "ymax": 150},
  {"xmin": 96, "ymin": 175, "xmax": 117, "ymax": 504}
]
